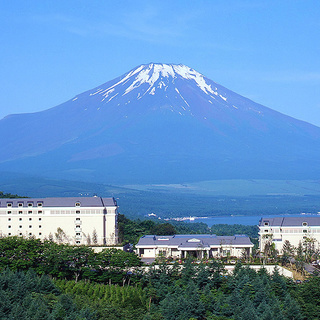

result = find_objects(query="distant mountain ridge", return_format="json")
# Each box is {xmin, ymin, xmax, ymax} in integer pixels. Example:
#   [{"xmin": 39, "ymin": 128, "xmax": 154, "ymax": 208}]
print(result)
[{"xmin": 1, "ymin": 63, "xmax": 320, "ymax": 183}]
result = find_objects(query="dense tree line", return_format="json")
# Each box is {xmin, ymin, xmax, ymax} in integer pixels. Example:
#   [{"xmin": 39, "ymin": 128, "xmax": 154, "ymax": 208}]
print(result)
[
  {"xmin": 138, "ymin": 261, "xmax": 304, "ymax": 320},
  {"xmin": 0, "ymin": 237, "xmax": 141, "ymax": 284},
  {"xmin": 56, "ymin": 279, "xmax": 148, "ymax": 320},
  {"xmin": 1, "ymin": 237, "xmax": 320, "ymax": 319},
  {"xmin": 54, "ymin": 261, "xmax": 320, "ymax": 320},
  {"xmin": 0, "ymin": 269, "xmax": 95, "ymax": 319}
]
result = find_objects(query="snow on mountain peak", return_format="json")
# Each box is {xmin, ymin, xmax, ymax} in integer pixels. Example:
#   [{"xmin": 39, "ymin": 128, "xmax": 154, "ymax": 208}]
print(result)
[
  {"xmin": 86, "ymin": 63, "xmax": 227, "ymax": 107},
  {"xmin": 122, "ymin": 63, "xmax": 219, "ymax": 97}
]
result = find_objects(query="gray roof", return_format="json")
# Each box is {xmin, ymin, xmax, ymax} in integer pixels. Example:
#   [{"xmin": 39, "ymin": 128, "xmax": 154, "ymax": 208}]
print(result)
[
  {"xmin": 0, "ymin": 197, "xmax": 116, "ymax": 208},
  {"xmin": 259, "ymin": 216, "xmax": 320, "ymax": 227},
  {"xmin": 136, "ymin": 234, "xmax": 253, "ymax": 248}
]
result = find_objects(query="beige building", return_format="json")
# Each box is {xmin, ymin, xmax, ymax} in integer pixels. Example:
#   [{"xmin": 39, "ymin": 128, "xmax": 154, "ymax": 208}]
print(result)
[
  {"xmin": 136, "ymin": 234, "xmax": 254, "ymax": 259},
  {"xmin": 259, "ymin": 217, "xmax": 320, "ymax": 254},
  {"xmin": 0, "ymin": 197, "xmax": 118, "ymax": 245}
]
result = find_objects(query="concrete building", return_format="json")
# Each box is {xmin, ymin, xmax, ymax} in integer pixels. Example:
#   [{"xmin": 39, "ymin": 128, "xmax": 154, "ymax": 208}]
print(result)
[
  {"xmin": 136, "ymin": 234, "xmax": 253, "ymax": 259},
  {"xmin": 0, "ymin": 197, "xmax": 118, "ymax": 245},
  {"xmin": 259, "ymin": 217, "xmax": 320, "ymax": 254}
]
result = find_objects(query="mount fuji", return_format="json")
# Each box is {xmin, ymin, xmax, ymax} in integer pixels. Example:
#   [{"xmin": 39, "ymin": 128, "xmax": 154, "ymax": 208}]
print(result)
[{"xmin": 1, "ymin": 63, "xmax": 320, "ymax": 184}]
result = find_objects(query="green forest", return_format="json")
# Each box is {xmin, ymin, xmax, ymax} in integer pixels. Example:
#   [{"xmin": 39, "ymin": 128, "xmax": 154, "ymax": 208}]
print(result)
[{"xmin": 0, "ymin": 236, "xmax": 320, "ymax": 319}]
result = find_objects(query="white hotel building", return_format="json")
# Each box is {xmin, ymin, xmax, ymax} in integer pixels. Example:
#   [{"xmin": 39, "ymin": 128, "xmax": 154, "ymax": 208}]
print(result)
[
  {"xmin": 136, "ymin": 234, "xmax": 254, "ymax": 259},
  {"xmin": 259, "ymin": 217, "xmax": 320, "ymax": 254},
  {"xmin": 0, "ymin": 197, "xmax": 118, "ymax": 245}
]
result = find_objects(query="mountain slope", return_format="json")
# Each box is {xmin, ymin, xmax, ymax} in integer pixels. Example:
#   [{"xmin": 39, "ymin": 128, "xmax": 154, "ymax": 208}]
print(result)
[{"xmin": 1, "ymin": 63, "xmax": 320, "ymax": 183}]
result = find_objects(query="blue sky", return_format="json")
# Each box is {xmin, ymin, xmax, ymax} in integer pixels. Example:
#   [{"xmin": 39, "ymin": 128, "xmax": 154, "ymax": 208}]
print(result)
[{"xmin": 1, "ymin": 1, "xmax": 320, "ymax": 126}]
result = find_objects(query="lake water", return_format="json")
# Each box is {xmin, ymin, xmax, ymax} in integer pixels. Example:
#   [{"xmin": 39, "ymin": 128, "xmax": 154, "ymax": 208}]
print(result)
[{"xmin": 187, "ymin": 214, "xmax": 318, "ymax": 226}]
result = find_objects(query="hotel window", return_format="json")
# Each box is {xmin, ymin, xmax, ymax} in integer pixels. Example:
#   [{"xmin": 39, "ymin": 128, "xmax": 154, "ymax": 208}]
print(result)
[
  {"xmin": 18, "ymin": 211, "xmax": 22, "ymax": 214},
  {"xmin": 28, "ymin": 203, "xmax": 33, "ymax": 207},
  {"xmin": 18, "ymin": 203, "xmax": 23, "ymax": 207},
  {"xmin": 75, "ymin": 202, "xmax": 81, "ymax": 207},
  {"xmin": 264, "ymin": 229, "xmax": 268, "ymax": 233},
  {"xmin": 19, "ymin": 218, "xmax": 22, "ymax": 221},
  {"xmin": 19, "ymin": 233, "xmax": 22, "ymax": 236},
  {"xmin": 76, "ymin": 232, "xmax": 81, "ymax": 236},
  {"xmin": 76, "ymin": 241, "xmax": 80, "ymax": 244},
  {"xmin": 302, "ymin": 222, "xmax": 308, "ymax": 227},
  {"xmin": 29, "ymin": 218, "xmax": 32, "ymax": 221},
  {"xmin": 28, "ymin": 211, "xmax": 32, "ymax": 214},
  {"xmin": 39, "ymin": 218, "xmax": 42, "ymax": 221},
  {"xmin": 19, "ymin": 225, "xmax": 22, "ymax": 228},
  {"xmin": 39, "ymin": 225, "xmax": 42, "ymax": 228},
  {"xmin": 29, "ymin": 233, "xmax": 32, "ymax": 236},
  {"xmin": 7, "ymin": 203, "xmax": 12, "ymax": 207},
  {"xmin": 39, "ymin": 232, "xmax": 42, "ymax": 236},
  {"xmin": 76, "ymin": 210, "xmax": 80, "ymax": 214},
  {"xmin": 38, "ymin": 211, "xmax": 42, "ymax": 214},
  {"xmin": 8, "ymin": 225, "xmax": 11, "ymax": 228},
  {"xmin": 37, "ymin": 203, "xmax": 43, "ymax": 207},
  {"xmin": 8, "ymin": 218, "xmax": 11, "ymax": 221},
  {"xmin": 303, "ymin": 230, "xmax": 308, "ymax": 233},
  {"xmin": 29, "ymin": 225, "xmax": 32, "ymax": 228},
  {"xmin": 8, "ymin": 233, "xmax": 11, "ymax": 236},
  {"xmin": 76, "ymin": 218, "xmax": 80, "ymax": 220},
  {"xmin": 7, "ymin": 211, "xmax": 12, "ymax": 214}
]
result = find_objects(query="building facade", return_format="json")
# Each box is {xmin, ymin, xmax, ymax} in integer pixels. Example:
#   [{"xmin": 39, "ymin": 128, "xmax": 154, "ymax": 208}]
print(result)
[
  {"xmin": 136, "ymin": 234, "xmax": 253, "ymax": 259},
  {"xmin": 0, "ymin": 197, "xmax": 118, "ymax": 245},
  {"xmin": 259, "ymin": 217, "xmax": 320, "ymax": 254}
]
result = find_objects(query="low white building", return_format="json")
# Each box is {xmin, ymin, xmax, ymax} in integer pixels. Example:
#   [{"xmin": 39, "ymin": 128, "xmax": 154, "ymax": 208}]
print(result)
[
  {"xmin": 136, "ymin": 234, "xmax": 254, "ymax": 259},
  {"xmin": 259, "ymin": 217, "xmax": 320, "ymax": 254},
  {"xmin": 0, "ymin": 197, "xmax": 118, "ymax": 245}
]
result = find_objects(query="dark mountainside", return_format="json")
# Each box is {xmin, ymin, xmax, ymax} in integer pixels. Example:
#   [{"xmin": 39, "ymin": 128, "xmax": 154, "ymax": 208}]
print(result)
[{"xmin": 1, "ymin": 63, "xmax": 320, "ymax": 184}]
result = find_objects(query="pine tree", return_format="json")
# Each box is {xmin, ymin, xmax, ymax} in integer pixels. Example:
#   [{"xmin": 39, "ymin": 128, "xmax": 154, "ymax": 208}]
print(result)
[
  {"xmin": 283, "ymin": 294, "xmax": 303, "ymax": 320},
  {"xmin": 271, "ymin": 266, "xmax": 287, "ymax": 299},
  {"xmin": 239, "ymin": 300, "xmax": 258, "ymax": 320}
]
